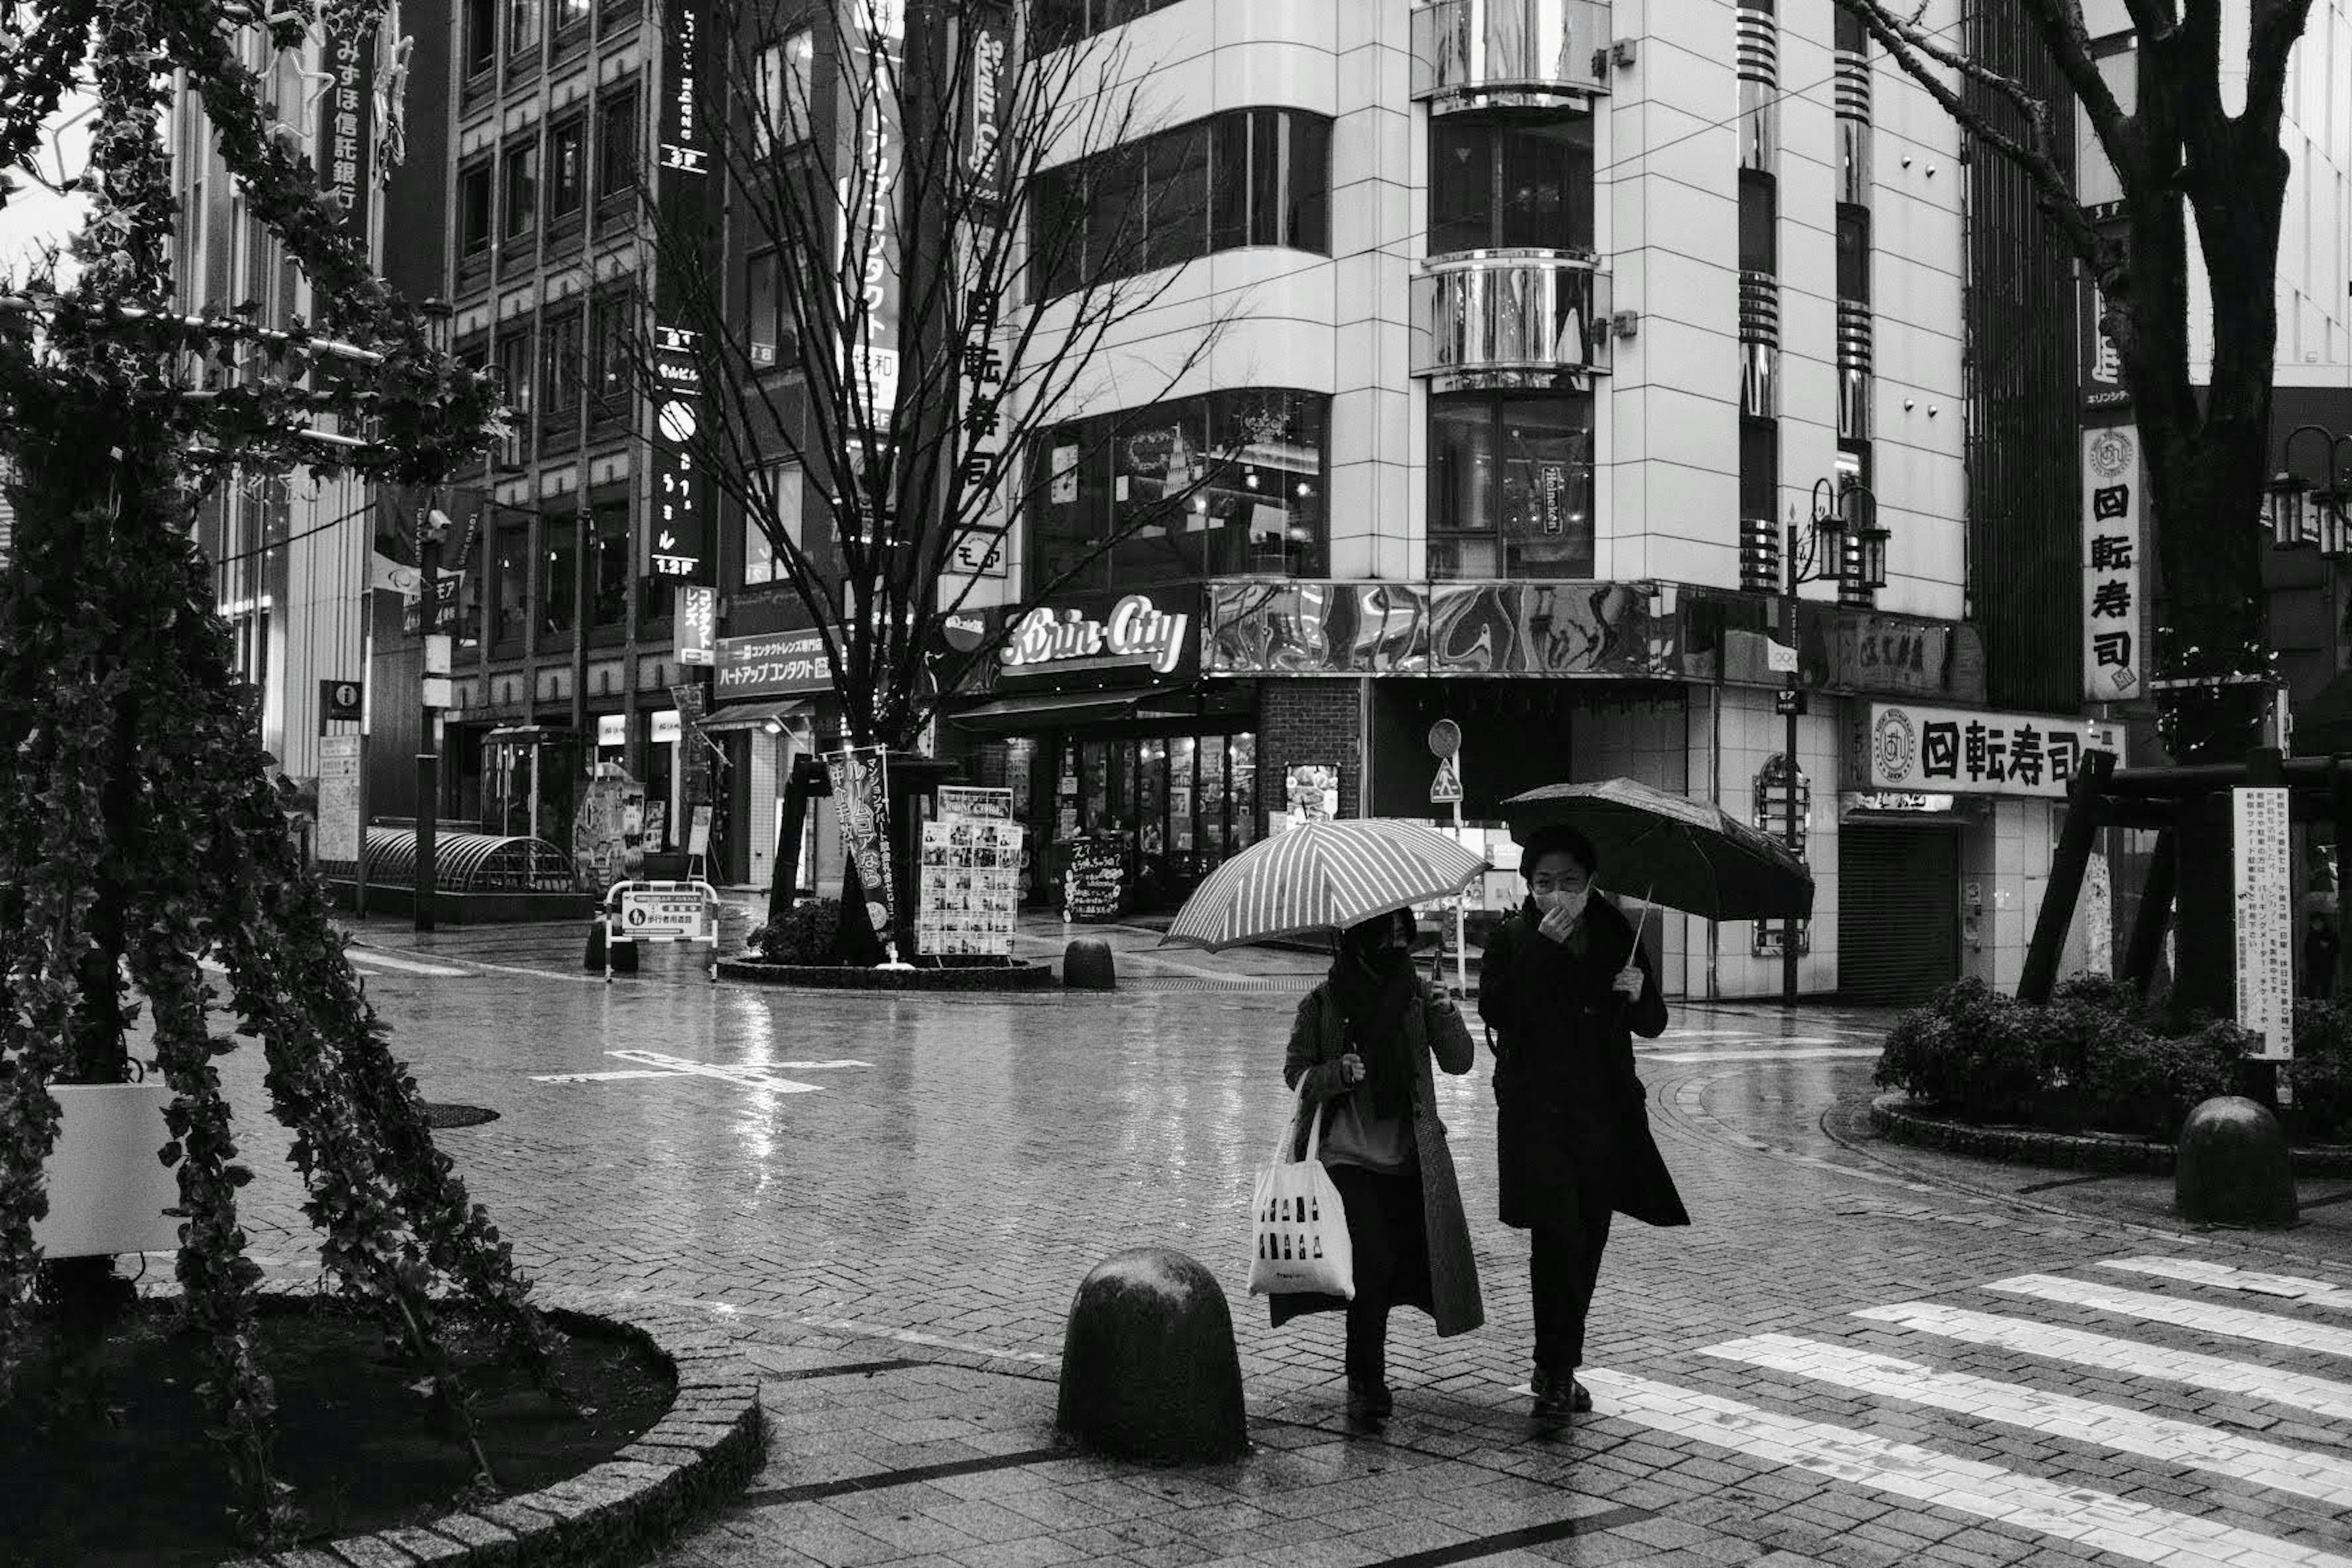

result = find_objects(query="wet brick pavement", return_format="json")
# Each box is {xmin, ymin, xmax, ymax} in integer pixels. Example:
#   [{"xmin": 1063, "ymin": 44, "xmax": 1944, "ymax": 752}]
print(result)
[{"xmin": 182, "ymin": 915, "xmax": 2352, "ymax": 1568}]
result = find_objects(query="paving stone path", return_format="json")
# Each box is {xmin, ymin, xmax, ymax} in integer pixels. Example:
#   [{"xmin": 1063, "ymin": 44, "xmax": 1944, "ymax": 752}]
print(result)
[{"xmin": 194, "ymin": 921, "xmax": 2352, "ymax": 1568}]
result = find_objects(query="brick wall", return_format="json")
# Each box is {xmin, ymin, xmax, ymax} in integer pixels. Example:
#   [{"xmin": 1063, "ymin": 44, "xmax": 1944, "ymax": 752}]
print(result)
[{"xmin": 1259, "ymin": 679, "xmax": 1364, "ymax": 819}]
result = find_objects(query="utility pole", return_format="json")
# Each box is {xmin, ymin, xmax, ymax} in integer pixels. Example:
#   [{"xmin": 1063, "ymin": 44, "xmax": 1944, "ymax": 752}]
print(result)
[
  {"xmin": 415, "ymin": 499, "xmax": 442, "ymax": 933},
  {"xmin": 1779, "ymin": 532, "xmax": 1801, "ymax": 1007}
]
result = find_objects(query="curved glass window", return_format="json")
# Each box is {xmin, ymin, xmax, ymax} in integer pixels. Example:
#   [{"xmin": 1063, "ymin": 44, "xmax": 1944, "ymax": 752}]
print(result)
[
  {"xmin": 1029, "ymin": 388, "xmax": 1330, "ymax": 590},
  {"xmin": 1428, "ymin": 391, "xmax": 1593, "ymax": 578},
  {"xmin": 1031, "ymin": 110, "xmax": 1332, "ymax": 299},
  {"xmin": 1428, "ymin": 113, "xmax": 1593, "ymax": 256}
]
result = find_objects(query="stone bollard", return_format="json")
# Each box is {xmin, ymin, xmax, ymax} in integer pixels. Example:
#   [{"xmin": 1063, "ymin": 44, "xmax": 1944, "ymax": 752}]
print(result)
[
  {"xmin": 1063, "ymin": 937, "xmax": 1116, "ymax": 990},
  {"xmin": 1057, "ymin": 1247, "xmax": 1246, "ymax": 1464},
  {"xmin": 2175, "ymin": 1095, "xmax": 2297, "ymax": 1227}
]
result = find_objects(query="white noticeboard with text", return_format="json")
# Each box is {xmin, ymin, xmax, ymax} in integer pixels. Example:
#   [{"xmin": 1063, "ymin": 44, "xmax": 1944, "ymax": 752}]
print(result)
[
  {"xmin": 316, "ymin": 734, "xmax": 362, "ymax": 864},
  {"xmin": 2233, "ymin": 786, "xmax": 2294, "ymax": 1062}
]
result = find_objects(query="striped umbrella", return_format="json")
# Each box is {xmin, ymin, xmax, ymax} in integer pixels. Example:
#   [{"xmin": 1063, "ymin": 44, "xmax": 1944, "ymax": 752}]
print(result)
[{"xmin": 1159, "ymin": 819, "xmax": 1489, "ymax": 951}]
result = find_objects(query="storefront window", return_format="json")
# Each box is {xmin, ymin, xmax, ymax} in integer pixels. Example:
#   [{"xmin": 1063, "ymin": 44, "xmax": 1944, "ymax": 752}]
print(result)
[
  {"xmin": 541, "ymin": 513, "xmax": 577, "ymax": 635},
  {"xmin": 1030, "ymin": 388, "xmax": 1328, "ymax": 592},
  {"xmin": 1035, "ymin": 729, "xmax": 1259, "ymax": 912},
  {"xmin": 590, "ymin": 502, "xmax": 628, "ymax": 628},
  {"xmin": 1428, "ymin": 391, "xmax": 1594, "ymax": 579},
  {"xmin": 491, "ymin": 518, "xmax": 527, "ymax": 645}
]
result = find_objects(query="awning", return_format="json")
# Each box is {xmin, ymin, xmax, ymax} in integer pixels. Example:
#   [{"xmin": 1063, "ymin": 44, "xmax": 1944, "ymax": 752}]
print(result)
[
  {"xmin": 484, "ymin": 723, "xmax": 571, "ymax": 747},
  {"xmin": 949, "ymin": 687, "xmax": 1191, "ymax": 733},
  {"xmin": 698, "ymin": 698, "xmax": 813, "ymax": 734}
]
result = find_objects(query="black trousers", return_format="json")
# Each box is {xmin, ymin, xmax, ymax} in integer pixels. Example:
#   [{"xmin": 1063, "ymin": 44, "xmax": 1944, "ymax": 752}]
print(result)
[
  {"xmin": 1529, "ymin": 1186, "xmax": 1614, "ymax": 1376},
  {"xmin": 1326, "ymin": 1164, "xmax": 1425, "ymax": 1385}
]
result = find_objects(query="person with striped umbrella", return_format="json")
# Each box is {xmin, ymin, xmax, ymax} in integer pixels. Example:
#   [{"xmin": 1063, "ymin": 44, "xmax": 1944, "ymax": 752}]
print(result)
[{"xmin": 1164, "ymin": 820, "xmax": 1490, "ymax": 1420}]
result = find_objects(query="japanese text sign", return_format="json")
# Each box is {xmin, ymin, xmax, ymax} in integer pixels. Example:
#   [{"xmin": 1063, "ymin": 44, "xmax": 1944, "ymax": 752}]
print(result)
[
  {"xmin": 1866, "ymin": 703, "xmax": 2122, "ymax": 799},
  {"xmin": 715, "ymin": 629, "xmax": 831, "ymax": 698},
  {"xmin": 315, "ymin": 10, "xmax": 375, "ymax": 239},
  {"xmin": 2081, "ymin": 425, "xmax": 2143, "ymax": 701},
  {"xmin": 2234, "ymin": 787, "xmax": 2294, "ymax": 1061},
  {"xmin": 675, "ymin": 584, "xmax": 717, "ymax": 667}
]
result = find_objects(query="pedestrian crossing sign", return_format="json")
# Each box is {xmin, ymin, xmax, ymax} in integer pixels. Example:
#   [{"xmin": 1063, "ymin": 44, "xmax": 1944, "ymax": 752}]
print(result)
[{"xmin": 1430, "ymin": 756, "xmax": 1463, "ymax": 804}]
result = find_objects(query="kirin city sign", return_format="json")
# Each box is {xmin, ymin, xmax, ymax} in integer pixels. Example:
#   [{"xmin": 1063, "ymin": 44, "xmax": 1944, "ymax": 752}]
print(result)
[{"xmin": 1000, "ymin": 594, "xmax": 1191, "ymax": 677}]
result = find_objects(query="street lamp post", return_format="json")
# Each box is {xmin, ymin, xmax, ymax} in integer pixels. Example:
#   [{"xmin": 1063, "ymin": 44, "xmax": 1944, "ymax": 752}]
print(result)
[{"xmin": 1775, "ymin": 476, "xmax": 1887, "ymax": 1005}]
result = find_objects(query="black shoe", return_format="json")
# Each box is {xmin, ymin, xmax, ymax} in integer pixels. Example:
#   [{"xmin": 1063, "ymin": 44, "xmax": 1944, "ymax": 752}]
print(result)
[
  {"xmin": 1568, "ymin": 1376, "xmax": 1593, "ymax": 1413},
  {"xmin": 1346, "ymin": 1376, "xmax": 1394, "ymax": 1420},
  {"xmin": 1531, "ymin": 1368, "xmax": 1573, "ymax": 1422}
]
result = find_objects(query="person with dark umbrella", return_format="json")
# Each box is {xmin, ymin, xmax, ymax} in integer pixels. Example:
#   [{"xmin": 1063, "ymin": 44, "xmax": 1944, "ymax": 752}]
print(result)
[{"xmin": 1478, "ymin": 824, "xmax": 1690, "ymax": 1423}]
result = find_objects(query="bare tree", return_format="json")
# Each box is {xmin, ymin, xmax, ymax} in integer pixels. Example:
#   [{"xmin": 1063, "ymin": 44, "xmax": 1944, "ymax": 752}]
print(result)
[
  {"xmin": 1833, "ymin": 0, "xmax": 2312, "ymax": 755},
  {"xmin": 1831, "ymin": 1, "xmax": 2316, "ymax": 1012},
  {"xmin": 623, "ymin": 0, "xmax": 1245, "ymax": 757}
]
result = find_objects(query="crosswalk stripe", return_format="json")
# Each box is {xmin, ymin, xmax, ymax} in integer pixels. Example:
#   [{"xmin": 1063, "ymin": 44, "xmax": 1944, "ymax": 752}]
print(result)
[
  {"xmin": 1581, "ymin": 1368, "xmax": 2352, "ymax": 1568},
  {"xmin": 2098, "ymin": 1256, "xmax": 2352, "ymax": 1313},
  {"xmin": 1703, "ymin": 1333, "xmax": 2352, "ymax": 1510},
  {"xmin": 1855, "ymin": 1300, "xmax": 2352, "ymax": 1424},
  {"xmin": 1989, "ymin": 1273, "xmax": 2352, "ymax": 1360},
  {"xmin": 1639, "ymin": 1046, "xmax": 1883, "ymax": 1063}
]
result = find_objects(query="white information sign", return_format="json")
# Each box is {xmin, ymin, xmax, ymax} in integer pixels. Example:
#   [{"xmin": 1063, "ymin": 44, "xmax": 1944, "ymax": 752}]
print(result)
[
  {"xmin": 316, "ymin": 734, "xmax": 362, "ymax": 864},
  {"xmin": 2233, "ymin": 787, "xmax": 2294, "ymax": 1062},
  {"xmin": 603, "ymin": 879, "xmax": 723, "ymax": 982},
  {"xmin": 2081, "ymin": 425, "xmax": 2144, "ymax": 701},
  {"xmin": 937, "ymin": 785, "xmax": 1014, "ymax": 823}
]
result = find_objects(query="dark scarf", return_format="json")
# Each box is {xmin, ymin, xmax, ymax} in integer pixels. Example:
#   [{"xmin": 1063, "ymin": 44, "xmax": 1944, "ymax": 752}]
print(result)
[{"xmin": 1328, "ymin": 948, "xmax": 1416, "ymax": 1120}]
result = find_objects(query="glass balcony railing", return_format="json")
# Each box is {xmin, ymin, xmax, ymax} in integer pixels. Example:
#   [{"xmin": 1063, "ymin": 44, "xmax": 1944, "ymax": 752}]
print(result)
[
  {"xmin": 1410, "ymin": 0, "xmax": 1611, "ymax": 112},
  {"xmin": 1410, "ymin": 251, "xmax": 1611, "ymax": 391}
]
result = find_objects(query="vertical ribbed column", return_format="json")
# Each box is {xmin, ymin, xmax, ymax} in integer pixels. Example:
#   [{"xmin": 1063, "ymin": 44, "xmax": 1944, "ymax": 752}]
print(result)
[
  {"xmin": 1735, "ymin": 0, "xmax": 1781, "ymax": 594},
  {"xmin": 1833, "ymin": 30, "xmax": 1874, "ymax": 605}
]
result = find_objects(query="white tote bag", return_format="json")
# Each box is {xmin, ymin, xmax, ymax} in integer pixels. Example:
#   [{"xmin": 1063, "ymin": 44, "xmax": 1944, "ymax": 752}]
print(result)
[{"xmin": 1248, "ymin": 1084, "xmax": 1355, "ymax": 1300}]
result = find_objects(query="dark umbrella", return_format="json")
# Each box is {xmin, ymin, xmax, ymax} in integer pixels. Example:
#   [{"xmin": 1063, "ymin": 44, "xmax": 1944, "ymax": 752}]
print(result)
[{"xmin": 1501, "ymin": 778, "xmax": 1814, "ymax": 923}]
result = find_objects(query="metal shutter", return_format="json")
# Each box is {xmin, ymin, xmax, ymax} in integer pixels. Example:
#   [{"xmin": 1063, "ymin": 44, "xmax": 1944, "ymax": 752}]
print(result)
[{"xmin": 1838, "ymin": 823, "xmax": 1960, "ymax": 1006}]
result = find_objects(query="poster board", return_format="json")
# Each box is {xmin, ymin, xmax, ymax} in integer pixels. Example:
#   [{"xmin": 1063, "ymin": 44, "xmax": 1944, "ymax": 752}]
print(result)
[
  {"xmin": 1063, "ymin": 837, "xmax": 1125, "ymax": 922},
  {"xmin": 918, "ymin": 819, "xmax": 1024, "ymax": 957},
  {"xmin": 316, "ymin": 734, "xmax": 362, "ymax": 864},
  {"xmin": 938, "ymin": 785, "xmax": 1013, "ymax": 823}
]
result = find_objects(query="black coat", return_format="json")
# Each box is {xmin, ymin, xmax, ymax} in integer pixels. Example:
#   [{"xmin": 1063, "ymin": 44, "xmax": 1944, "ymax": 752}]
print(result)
[{"xmin": 1478, "ymin": 895, "xmax": 1691, "ymax": 1232}]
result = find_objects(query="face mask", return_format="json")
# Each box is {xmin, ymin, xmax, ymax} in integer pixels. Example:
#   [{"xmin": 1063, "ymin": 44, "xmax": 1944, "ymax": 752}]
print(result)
[{"xmin": 1538, "ymin": 888, "xmax": 1590, "ymax": 923}]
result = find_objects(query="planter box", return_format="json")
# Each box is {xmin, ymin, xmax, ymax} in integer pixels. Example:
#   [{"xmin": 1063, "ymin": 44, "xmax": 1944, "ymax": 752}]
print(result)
[{"xmin": 33, "ymin": 1083, "xmax": 183, "ymax": 1259}]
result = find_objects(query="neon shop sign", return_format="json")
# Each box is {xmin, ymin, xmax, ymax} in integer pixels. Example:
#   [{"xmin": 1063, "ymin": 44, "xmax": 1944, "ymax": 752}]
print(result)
[{"xmin": 1001, "ymin": 594, "xmax": 1190, "ymax": 676}]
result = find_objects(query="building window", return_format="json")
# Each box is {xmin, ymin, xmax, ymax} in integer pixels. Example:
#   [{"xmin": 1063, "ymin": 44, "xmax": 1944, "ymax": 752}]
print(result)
[
  {"xmin": 507, "ymin": 0, "xmax": 541, "ymax": 61},
  {"xmin": 588, "ymin": 292, "xmax": 633, "ymax": 416},
  {"xmin": 1836, "ymin": 203, "xmax": 1871, "ymax": 305},
  {"xmin": 464, "ymin": 0, "xmax": 498, "ymax": 75},
  {"xmin": 1739, "ymin": 170, "xmax": 1777, "ymax": 274},
  {"xmin": 492, "ymin": 330, "xmax": 533, "ymax": 464},
  {"xmin": 502, "ymin": 140, "xmax": 540, "ymax": 239},
  {"xmin": 1740, "ymin": 416, "xmax": 1779, "ymax": 537},
  {"xmin": 541, "ymin": 310, "xmax": 582, "ymax": 424},
  {"xmin": 556, "ymin": 0, "xmax": 590, "ymax": 31},
  {"xmin": 1834, "ymin": 4, "xmax": 1868, "ymax": 54},
  {"xmin": 458, "ymin": 161, "xmax": 494, "ymax": 254},
  {"xmin": 1032, "ymin": 0, "xmax": 1185, "ymax": 49},
  {"xmin": 597, "ymin": 86, "xmax": 639, "ymax": 201},
  {"xmin": 491, "ymin": 517, "xmax": 527, "ymax": 644},
  {"xmin": 542, "ymin": 513, "xmax": 578, "ymax": 636},
  {"xmin": 1428, "ymin": 393, "xmax": 1594, "ymax": 579},
  {"xmin": 1428, "ymin": 115, "xmax": 1594, "ymax": 256},
  {"xmin": 1026, "ymin": 387, "xmax": 1329, "ymax": 592},
  {"xmin": 590, "ymin": 502, "xmax": 628, "ymax": 627},
  {"xmin": 547, "ymin": 118, "xmax": 586, "ymax": 219},
  {"xmin": 744, "ymin": 461, "xmax": 821, "ymax": 587},
  {"xmin": 744, "ymin": 248, "xmax": 804, "ymax": 370},
  {"xmin": 1031, "ymin": 108, "xmax": 1332, "ymax": 300},
  {"xmin": 753, "ymin": 27, "xmax": 815, "ymax": 154}
]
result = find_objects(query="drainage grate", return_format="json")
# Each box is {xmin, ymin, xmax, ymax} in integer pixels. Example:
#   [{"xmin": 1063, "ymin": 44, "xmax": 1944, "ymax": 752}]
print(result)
[{"xmin": 423, "ymin": 1102, "xmax": 500, "ymax": 1129}]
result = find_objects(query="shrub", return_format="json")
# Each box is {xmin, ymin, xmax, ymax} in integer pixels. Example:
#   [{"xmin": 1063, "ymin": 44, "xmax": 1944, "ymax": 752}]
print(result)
[
  {"xmin": 1879, "ymin": 975, "xmax": 2255, "ymax": 1139},
  {"xmin": 747, "ymin": 898, "xmax": 842, "ymax": 964},
  {"xmin": 2290, "ymin": 1001, "xmax": 2352, "ymax": 1140}
]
